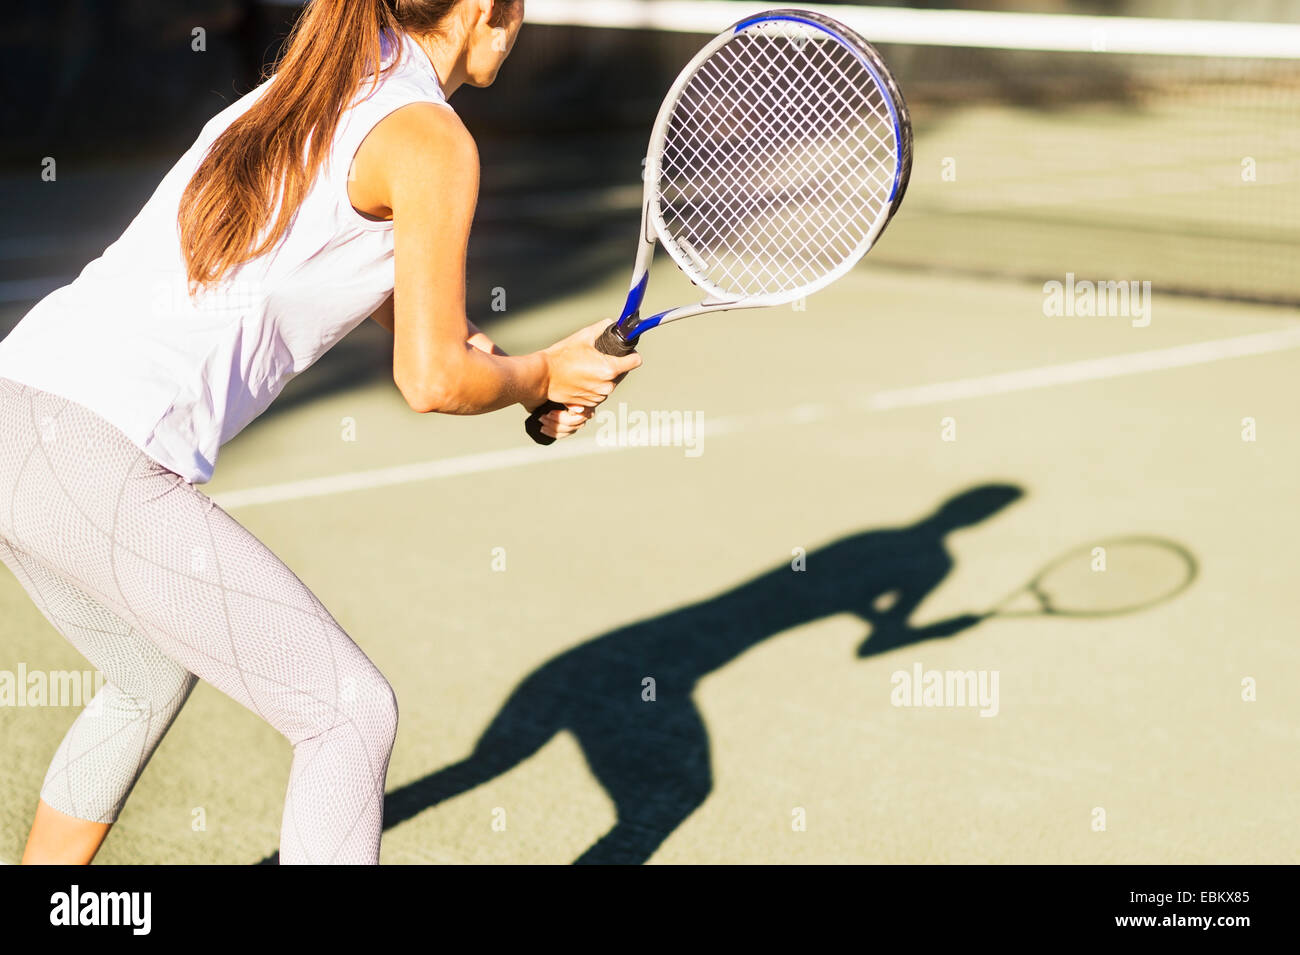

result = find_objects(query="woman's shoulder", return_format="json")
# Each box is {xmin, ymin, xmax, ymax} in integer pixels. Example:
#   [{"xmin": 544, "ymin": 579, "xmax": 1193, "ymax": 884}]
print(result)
[{"xmin": 362, "ymin": 100, "xmax": 477, "ymax": 173}]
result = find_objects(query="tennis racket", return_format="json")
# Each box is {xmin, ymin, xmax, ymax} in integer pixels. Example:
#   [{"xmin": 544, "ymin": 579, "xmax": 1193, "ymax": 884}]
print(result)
[{"xmin": 525, "ymin": 8, "xmax": 912, "ymax": 444}]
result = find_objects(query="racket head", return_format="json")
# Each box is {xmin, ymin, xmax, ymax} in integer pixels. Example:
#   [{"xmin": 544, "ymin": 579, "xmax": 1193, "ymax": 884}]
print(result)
[
  {"xmin": 996, "ymin": 536, "xmax": 1198, "ymax": 619},
  {"xmin": 644, "ymin": 8, "xmax": 912, "ymax": 307}
]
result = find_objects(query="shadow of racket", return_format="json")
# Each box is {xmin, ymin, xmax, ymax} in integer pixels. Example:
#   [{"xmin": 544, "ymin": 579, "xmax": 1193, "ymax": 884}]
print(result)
[
  {"xmin": 980, "ymin": 535, "xmax": 1198, "ymax": 621},
  {"xmin": 857, "ymin": 534, "xmax": 1199, "ymax": 657}
]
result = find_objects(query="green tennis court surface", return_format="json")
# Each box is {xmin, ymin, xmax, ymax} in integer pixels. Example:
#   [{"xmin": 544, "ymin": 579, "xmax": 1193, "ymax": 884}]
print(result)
[
  {"xmin": 3, "ymin": 255, "xmax": 1295, "ymax": 864},
  {"xmin": 1, "ymin": 9, "xmax": 1298, "ymax": 864}
]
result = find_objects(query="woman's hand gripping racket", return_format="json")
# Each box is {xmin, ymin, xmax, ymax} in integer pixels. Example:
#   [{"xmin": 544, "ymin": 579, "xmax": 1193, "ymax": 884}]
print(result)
[{"xmin": 525, "ymin": 7, "xmax": 913, "ymax": 444}]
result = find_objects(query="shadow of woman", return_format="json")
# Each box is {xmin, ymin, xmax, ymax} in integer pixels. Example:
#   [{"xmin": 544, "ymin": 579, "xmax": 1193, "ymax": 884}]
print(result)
[{"xmin": 352, "ymin": 482, "xmax": 1024, "ymax": 865}]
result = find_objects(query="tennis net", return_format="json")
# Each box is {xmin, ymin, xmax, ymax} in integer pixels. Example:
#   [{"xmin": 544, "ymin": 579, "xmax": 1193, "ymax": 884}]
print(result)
[{"xmin": 526, "ymin": 1, "xmax": 1300, "ymax": 306}]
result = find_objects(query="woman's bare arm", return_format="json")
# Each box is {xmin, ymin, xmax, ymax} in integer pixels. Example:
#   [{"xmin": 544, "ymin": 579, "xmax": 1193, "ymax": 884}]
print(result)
[
  {"xmin": 372, "ymin": 297, "xmax": 591, "ymax": 435},
  {"xmin": 354, "ymin": 103, "xmax": 639, "ymax": 432},
  {"xmin": 370, "ymin": 295, "xmax": 499, "ymax": 354},
  {"xmin": 353, "ymin": 105, "xmax": 638, "ymax": 417},
  {"xmin": 370, "ymin": 294, "xmax": 395, "ymax": 333},
  {"xmin": 353, "ymin": 103, "xmax": 549, "ymax": 414},
  {"xmin": 466, "ymin": 319, "xmax": 506, "ymax": 356}
]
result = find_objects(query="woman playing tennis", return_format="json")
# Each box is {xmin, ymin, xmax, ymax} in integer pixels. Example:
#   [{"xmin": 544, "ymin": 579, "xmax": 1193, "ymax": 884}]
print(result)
[{"xmin": 0, "ymin": 0, "xmax": 636, "ymax": 864}]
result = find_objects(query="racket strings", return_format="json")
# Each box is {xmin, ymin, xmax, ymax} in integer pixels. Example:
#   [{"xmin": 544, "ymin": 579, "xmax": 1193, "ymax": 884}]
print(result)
[
  {"xmin": 663, "ymin": 51, "xmax": 892, "ymax": 281},
  {"xmin": 665, "ymin": 60, "xmax": 886, "ymax": 287},
  {"xmin": 655, "ymin": 22, "xmax": 900, "ymax": 298},
  {"xmin": 674, "ymin": 78, "xmax": 886, "ymax": 260}
]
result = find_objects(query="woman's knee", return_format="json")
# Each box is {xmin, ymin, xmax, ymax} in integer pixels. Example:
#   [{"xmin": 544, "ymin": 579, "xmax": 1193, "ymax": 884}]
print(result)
[
  {"xmin": 290, "ymin": 663, "xmax": 398, "ymax": 753},
  {"xmin": 351, "ymin": 671, "xmax": 399, "ymax": 752},
  {"xmin": 113, "ymin": 667, "xmax": 196, "ymax": 717},
  {"xmin": 374, "ymin": 678, "xmax": 399, "ymax": 749}
]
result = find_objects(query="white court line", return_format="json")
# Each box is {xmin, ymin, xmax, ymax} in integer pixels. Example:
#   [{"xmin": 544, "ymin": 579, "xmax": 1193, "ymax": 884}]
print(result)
[
  {"xmin": 211, "ymin": 413, "xmax": 751, "ymax": 509},
  {"xmin": 865, "ymin": 325, "xmax": 1300, "ymax": 410},
  {"xmin": 526, "ymin": 1, "xmax": 1300, "ymax": 59},
  {"xmin": 214, "ymin": 433, "xmax": 624, "ymax": 509},
  {"xmin": 256, "ymin": 0, "xmax": 1300, "ymax": 58},
  {"xmin": 212, "ymin": 326, "xmax": 1300, "ymax": 509}
]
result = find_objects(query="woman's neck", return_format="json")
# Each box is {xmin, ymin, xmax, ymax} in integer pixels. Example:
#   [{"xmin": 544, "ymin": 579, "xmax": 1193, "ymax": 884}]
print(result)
[{"xmin": 409, "ymin": 30, "xmax": 468, "ymax": 97}]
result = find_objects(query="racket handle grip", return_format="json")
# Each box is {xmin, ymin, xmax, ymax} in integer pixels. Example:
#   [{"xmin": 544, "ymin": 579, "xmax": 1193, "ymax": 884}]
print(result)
[
  {"xmin": 523, "ymin": 324, "xmax": 639, "ymax": 445},
  {"xmin": 593, "ymin": 324, "xmax": 638, "ymax": 357},
  {"xmin": 524, "ymin": 400, "xmax": 566, "ymax": 445}
]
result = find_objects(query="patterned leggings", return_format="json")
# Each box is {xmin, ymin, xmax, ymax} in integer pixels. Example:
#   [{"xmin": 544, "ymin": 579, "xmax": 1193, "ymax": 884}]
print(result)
[{"xmin": 0, "ymin": 378, "xmax": 397, "ymax": 864}]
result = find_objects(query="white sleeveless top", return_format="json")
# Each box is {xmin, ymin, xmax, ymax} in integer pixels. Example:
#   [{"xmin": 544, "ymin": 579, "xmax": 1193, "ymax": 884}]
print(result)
[{"xmin": 0, "ymin": 30, "xmax": 449, "ymax": 484}]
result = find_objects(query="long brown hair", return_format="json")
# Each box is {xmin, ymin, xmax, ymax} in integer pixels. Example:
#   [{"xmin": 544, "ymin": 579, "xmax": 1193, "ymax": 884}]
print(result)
[{"xmin": 178, "ymin": 0, "xmax": 503, "ymax": 291}]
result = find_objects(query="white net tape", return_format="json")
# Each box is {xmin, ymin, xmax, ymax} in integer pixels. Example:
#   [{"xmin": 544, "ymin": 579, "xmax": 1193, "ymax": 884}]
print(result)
[{"xmin": 654, "ymin": 20, "xmax": 899, "ymax": 300}]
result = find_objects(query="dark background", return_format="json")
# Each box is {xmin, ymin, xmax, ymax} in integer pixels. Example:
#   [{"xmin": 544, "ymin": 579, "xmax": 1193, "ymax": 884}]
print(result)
[
  {"xmin": 1, "ymin": 1, "xmax": 1292, "ymax": 337},
  {"xmin": 0, "ymin": 0, "xmax": 1237, "ymax": 167}
]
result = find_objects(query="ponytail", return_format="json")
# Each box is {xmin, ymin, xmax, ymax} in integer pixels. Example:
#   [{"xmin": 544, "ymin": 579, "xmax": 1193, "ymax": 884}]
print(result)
[{"xmin": 178, "ymin": 0, "xmax": 466, "ymax": 291}]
